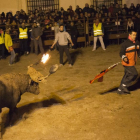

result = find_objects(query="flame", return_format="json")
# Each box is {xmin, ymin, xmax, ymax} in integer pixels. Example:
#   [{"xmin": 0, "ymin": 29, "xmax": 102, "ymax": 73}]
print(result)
[{"xmin": 41, "ymin": 54, "xmax": 50, "ymax": 64}]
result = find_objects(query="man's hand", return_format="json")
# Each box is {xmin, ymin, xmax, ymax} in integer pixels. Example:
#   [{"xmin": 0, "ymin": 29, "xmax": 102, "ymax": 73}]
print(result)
[
  {"xmin": 123, "ymin": 57, "xmax": 129, "ymax": 63},
  {"xmin": 50, "ymin": 45, "xmax": 54, "ymax": 49},
  {"xmin": 71, "ymin": 43, "xmax": 74, "ymax": 46},
  {"xmin": 35, "ymin": 36, "xmax": 40, "ymax": 40}
]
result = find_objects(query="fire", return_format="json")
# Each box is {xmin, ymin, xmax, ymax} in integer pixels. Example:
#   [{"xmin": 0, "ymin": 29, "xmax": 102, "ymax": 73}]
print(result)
[{"xmin": 41, "ymin": 54, "xmax": 50, "ymax": 64}]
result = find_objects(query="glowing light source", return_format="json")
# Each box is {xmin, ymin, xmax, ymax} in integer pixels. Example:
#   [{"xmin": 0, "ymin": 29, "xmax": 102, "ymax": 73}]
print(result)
[{"xmin": 41, "ymin": 54, "xmax": 50, "ymax": 64}]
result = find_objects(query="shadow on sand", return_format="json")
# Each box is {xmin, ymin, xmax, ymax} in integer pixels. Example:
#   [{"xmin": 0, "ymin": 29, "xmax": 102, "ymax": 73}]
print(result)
[
  {"xmin": 1, "ymin": 97, "xmax": 62, "ymax": 138},
  {"xmin": 64, "ymin": 49, "xmax": 83, "ymax": 65},
  {"xmin": 99, "ymin": 77, "xmax": 140, "ymax": 95}
]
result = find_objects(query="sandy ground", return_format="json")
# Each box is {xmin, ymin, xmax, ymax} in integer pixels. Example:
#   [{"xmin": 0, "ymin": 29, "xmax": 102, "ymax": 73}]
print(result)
[{"xmin": 1, "ymin": 45, "xmax": 140, "ymax": 140}]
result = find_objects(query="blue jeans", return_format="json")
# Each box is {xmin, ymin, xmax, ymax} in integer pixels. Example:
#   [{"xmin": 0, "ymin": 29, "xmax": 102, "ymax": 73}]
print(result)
[{"xmin": 9, "ymin": 50, "xmax": 16, "ymax": 64}]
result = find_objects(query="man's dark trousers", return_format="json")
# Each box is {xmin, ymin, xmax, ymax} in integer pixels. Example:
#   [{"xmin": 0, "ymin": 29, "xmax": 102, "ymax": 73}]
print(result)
[
  {"xmin": 20, "ymin": 39, "xmax": 28, "ymax": 54},
  {"xmin": 59, "ymin": 45, "xmax": 72, "ymax": 64},
  {"xmin": 120, "ymin": 66, "xmax": 138, "ymax": 87},
  {"xmin": 0, "ymin": 44, "xmax": 5, "ymax": 58}
]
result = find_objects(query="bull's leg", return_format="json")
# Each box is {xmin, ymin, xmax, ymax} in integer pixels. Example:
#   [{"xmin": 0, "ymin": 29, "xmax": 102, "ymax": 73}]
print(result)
[
  {"xmin": 9, "ymin": 107, "xmax": 18, "ymax": 126},
  {"xmin": 9, "ymin": 89, "xmax": 20, "ymax": 126}
]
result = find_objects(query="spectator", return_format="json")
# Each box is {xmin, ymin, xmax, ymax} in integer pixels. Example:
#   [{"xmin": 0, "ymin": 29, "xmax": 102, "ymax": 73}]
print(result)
[
  {"xmin": 113, "ymin": 3, "xmax": 121, "ymax": 15},
  {"xmin": 89, "ymin": 5, "xmax": 95, "ymax": 13},
  {"xmin": 31, "ymin": 22, "xmax": 44, "ymax": 55},
  {"xmin": 0, "ymin": 28, "xmax": 5, "ymax": 59},
  {"xmin": 75, "ymin": 5, "xmax": 80, "ymax": 15},
  {"xmin": 102, "ymin": 5, "xmax": 108, "ymax": 13},
  {"xmin": 96, "ymin": 7, "xmax": 100, "ymax": 14},
  {"xmin": 69, "ymin": 21, "xmax": 78, "ymax": 49},
  {"xmin": 83, "ymin": 3, "xmax": 90, "ymax": 13},
  {"xmin": 118, "ymin": 10, "xmax": 122, "ymax": 16},
  {"xmin": 91, "ymin": 12, "xmax": 95, "ymax": 18},
  {"xmin": 79, "ymin": 8, "xmax": 83, "ymax": 14},
  {"xmin": 105, "ymin": 18, "xmax": 111, "ymax": 26},
  {"xmin": 122, "ymin": 8, "xmax": 127, "ymax": 16},
  {"xmin": 51, "ymin": 24, "xmax": 74, "ymax": 67},
  {"xmin": 123, "ymin": 4, "xmax": 129, "ymax": 14},
  {"xmin": 135, "ymin": 14, "xmax": 140, "ymax": 41},
  {"xmin": 108, "ymin": 3, "xmax": 114, "ymax": 15},
  {"xmin": 58, "ymin": 19, "xmax": 66, "ymax": 31},
  {"xmin": 92, "ymin": 18, "xmax": 106, "ymax": 51},
  {"xmin": 5, "ymin": 28, "xmax": 16, "ymax": 65},
  {"xmin": 19, "ymin": 22, "xmax": 29, "ymax": 55},
  {"xmin": 104, "ymin": 13, "xmax": 108, "ymax": 18},
  {"xmin": 69, "ymin": 6, "xmax": 74, "ymax": 17},
  {"xmin": 136, "ymin": 4, "xmax": 140, "ymax": 11},
  {"xmin": 130, "ymin": 3, "xmax": 135, "ymax": 11},
  {"xmin": 44, "ymin": 16, "xmax": 50, "ymax": 25},
  {"xmin": 77, "ymin": 20, "xmax": 84, "ymax": 37},
  {"xmin": 101, "ymin": 18, "xmax": 105, "ymax": 25},
  {"xmin": 127, "ymin": 18, "xmax": 134, "ymax": 32},
  {"xmin": 79, "ymin": 13, "xmax": 84, "ymax": 20}
]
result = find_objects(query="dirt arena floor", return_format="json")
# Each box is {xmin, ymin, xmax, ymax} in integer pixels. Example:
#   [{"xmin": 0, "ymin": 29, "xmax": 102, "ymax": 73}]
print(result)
[{"xmin": 1, "ymin": 45, "xmax": 140, "ymax": 140}]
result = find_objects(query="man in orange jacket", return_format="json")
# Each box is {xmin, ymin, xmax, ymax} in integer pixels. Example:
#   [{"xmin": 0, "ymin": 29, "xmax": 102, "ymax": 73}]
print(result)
[{"xmin": 118, "ymin": 30, "xmax": 140, "ymax": 94}]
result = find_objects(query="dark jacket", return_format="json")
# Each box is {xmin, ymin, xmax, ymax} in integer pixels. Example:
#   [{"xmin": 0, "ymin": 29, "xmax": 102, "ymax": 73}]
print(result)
[
  {"xmin": 69, "ymin": 26, "xmax": 78, "ymax": 37},
  {"xmin": 120, "ymin": 39, "xmax": 140, "ymax": 66},
  {"xmin": 31, "ymin": 26, "xmax": 43, "ymax": 38}
]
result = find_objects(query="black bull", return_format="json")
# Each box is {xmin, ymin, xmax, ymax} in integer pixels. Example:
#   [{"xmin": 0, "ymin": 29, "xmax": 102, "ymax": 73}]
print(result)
[{"xmin": 0, "ymin": 73, "xmax": 40, "ymax": 139}]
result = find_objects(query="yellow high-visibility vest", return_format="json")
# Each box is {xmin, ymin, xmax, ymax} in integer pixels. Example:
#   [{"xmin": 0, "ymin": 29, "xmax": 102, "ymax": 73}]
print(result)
[
  {"xmin": 5, "ymin": 33, "xmax": 13, "ymax": 50},
  {"xmin": 93, "ymin": 23, "xmax": 103, "ymax": 36},
  {"xmin": 0, "ymin": 32, "xmax": 5, "ymax": 44},
  {"xmin": 19, "ymin": 28, "xmax": 28, "ymax": 39}
]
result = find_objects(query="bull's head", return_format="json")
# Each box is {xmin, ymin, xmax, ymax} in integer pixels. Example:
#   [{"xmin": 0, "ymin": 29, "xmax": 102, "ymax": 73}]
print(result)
[
  {"xmin": 28, "ymin": 79, "xmax": 40, "ymax": 95},
  {"xmin": 27, "ymin": 64, "xmax": 58, "ymax": 83}
]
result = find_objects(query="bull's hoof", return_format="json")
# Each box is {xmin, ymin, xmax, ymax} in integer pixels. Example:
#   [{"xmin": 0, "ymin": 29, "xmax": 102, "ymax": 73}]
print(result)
[{"xmin": 22, "ymin": 113, "xmax": 29, "ymax": 120}]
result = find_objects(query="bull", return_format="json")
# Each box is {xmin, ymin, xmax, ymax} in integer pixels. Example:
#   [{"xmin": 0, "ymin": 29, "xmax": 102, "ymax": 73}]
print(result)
[
  {"xmin": 0, "ymin": 72, "xmax": 42, "ymax": 139},
  {"xmin": 0, "ymin": 64, "xmax": 59, "ymax": 139}
]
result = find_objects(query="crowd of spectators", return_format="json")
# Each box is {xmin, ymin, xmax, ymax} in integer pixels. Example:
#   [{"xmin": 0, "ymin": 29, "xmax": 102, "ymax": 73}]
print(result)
[{"xmin": 0, "ymin": 2, "xmax": 140, "ymax": 51}]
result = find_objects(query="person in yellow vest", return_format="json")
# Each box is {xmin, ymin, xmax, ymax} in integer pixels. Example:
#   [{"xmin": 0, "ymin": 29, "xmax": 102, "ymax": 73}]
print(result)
[
  {"xmin": 92, "ymin": 18, "xmax": 106, "ymax": 51},
  {"xmin": 19, "ymin": 22, "xmax": 29, "ymax": 55},
  {"xmin": 5, "ymin": 28, "xmax": 16, "ymax": 65},
  {"xmin": 0, "ymin": 28, "xmax": 5, "ymax": 59}
]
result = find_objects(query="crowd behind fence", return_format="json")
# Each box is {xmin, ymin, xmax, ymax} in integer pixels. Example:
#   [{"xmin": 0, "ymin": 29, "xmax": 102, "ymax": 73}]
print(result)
[{"xmin": 0, "ymin": 2, "xmax": 140, "ymax": 51}]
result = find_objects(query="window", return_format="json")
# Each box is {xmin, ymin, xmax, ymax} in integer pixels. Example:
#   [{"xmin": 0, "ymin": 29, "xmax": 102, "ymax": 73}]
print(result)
[
  {"xmin": 93, "ymin": 0, "xmax": 122, "ymax": 10},
  {"xmin": 27, "ymin": 0, "xmax": 59, "ymax": 12}
]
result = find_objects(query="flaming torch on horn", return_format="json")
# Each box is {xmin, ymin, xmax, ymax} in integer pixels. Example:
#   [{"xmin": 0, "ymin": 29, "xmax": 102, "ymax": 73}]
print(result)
[
  {"xmin": 28, "ymin": 53, "xmax": 58, "ymax": 82},
  {"xmin": 41, "ymin": 54, "xmax": 50, "ymax": 64},
  {"xmin": 29, "ymin": 53, "xmax": 50, "ymax": 67}
]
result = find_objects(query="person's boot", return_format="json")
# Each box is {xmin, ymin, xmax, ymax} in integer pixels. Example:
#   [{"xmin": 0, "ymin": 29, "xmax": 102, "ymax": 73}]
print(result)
[
  {"xmin": 121, "ymin": 84, "xmax": 130, "ymax": 94},
  {"xmin": 118, "ymin": 84, "xmax": 130, "ymax": 94}
]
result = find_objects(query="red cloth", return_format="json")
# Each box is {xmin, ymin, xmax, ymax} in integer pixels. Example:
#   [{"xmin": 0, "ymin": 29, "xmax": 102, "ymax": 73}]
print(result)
[{"xmin": 128, "ymin": 35, "xmax": 135, "ymax": 43}]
